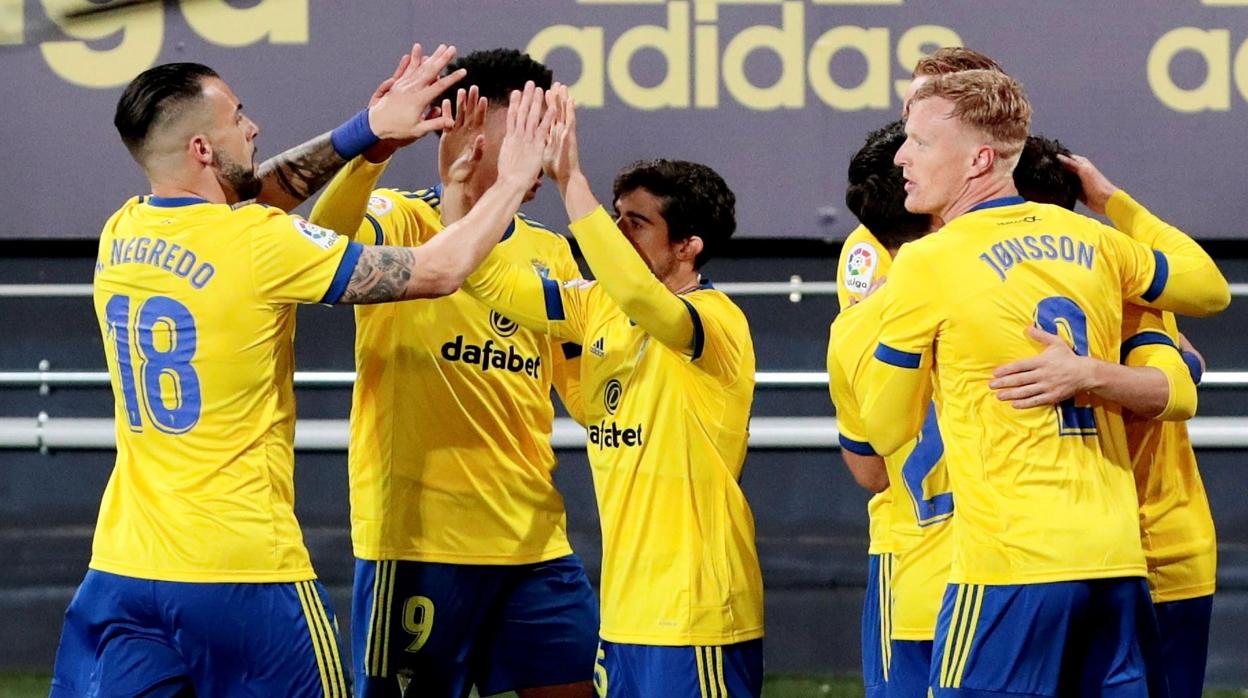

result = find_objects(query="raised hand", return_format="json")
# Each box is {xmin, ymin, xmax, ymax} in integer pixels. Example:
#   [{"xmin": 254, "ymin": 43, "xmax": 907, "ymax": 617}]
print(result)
[
  {"xmin": 1058, "ymin": 153, "xmax": 1119, "ymax": 216},
  {"xmin": 440, "ymin": 85, "xmax": 489, "ymax": 185},
  {"xmin": 368, "ymin": 43, "xmax": 466, "ymax": 142},
  {"xmin": 542, "ymin": 84, "xmax": 581, "ymax": 185},
  {"xmin": 495, "ymin": 81, "xmax": 558, "ymax": 190}
]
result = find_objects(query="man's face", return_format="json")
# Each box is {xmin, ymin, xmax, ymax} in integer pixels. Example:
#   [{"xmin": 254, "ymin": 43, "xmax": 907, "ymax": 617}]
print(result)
[
  {"xmin": 613, "ymin": 188, "xmax": 680, "ymax": 280},
  {"xmin": 894, "ymin": 96, "xmax": 977, "ymax": 216},
  {"xmin": 441, "ymin": 104, "xmax": 542, "ymax": 203},
  {"xmin": 201, "ymin": 77, "xmax": 261, "ymax": 201}
]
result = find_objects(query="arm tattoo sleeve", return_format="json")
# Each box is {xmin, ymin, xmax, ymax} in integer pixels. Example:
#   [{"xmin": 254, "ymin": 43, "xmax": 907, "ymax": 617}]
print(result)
[
  {"xmin": 256, "ymin": 132, "xmax": 348, "ymax": 211},
  {"xmin": 338, "ymin": 246, "xmax": 416, "ymax": 304}
]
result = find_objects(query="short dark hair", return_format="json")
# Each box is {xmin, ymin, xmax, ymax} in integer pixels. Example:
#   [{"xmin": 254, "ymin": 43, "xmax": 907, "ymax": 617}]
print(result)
[
  {"xmin": 845, "ymin": 121, "xmax": 931, "ymax": 248},
  {"xmin": 1014, "ymin": 135, "xmax": 1082, "ymax": 211},
  {"xmin": 438, "ymin": 48, "xmax": 553, "ymax": 112},
  {"xmin": 612, "ymin": 159, "xmax": 737, "ymax": 269},
  {"xmin": 115, "ymin": 62, "xmax": 218, "ymax": 158}
]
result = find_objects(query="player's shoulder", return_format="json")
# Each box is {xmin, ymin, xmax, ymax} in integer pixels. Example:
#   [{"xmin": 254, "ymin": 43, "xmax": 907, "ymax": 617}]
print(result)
[
  {"xmin": 373, "ymin": 186, "xmax": 440, "ymax": 220},
  {"xmin": 685, "ymin": 281, "xmax": 748, "ymax": 325},
  {"xmin": 830, "ymin": 292, "xmax": 883, "ymax": 352}
]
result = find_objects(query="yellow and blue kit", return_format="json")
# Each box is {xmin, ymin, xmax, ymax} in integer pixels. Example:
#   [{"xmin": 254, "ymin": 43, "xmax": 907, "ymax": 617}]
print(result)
[
  {"xmin": 1110, "ymin": 192, "xmax": 1216, "ymax": 698},
  {"xmin": 52, "ymin": 195, "xmax": 358, "ymax": 697},
  {"xmin": 863, "ymin": 194, "xmax": 1227, "ymax": 696},
  {"xmin": 309, "ymin": 158, "xmax": 597, "ymax": 696},
  {"xmin": 829, "ymin": 286, "xmax": 952, "ymax": 698},
  {"xmin": 465, "ymin": 205, "xmax": 764, "ymax": 696}
]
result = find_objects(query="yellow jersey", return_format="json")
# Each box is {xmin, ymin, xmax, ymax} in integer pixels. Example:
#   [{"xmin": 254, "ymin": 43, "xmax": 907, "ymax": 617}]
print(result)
[
  {"xmin": 1121, "ymin": 305, "xmax": 1216, "ymax": 603},
  {"xmin": 864, "ymin": 194, "xmax": 1228, "ymax": 586},
  {"xmin": 835, "ymin": 225, "xmax": 896, "ymax": 556},
  {"xmin": 828, "ymin": 288, "xmax": 952, "ymax": 641},
  {"xmin": 90, "ymin": 195, "xmax": 360, "ymax": 582},
  {"xmin": 466, "ymin": 207, "xmax": 764, "ymax": 646},
  {"xmin": 311, "ymin": 158, "xmax": 585, "ymax": 564}
]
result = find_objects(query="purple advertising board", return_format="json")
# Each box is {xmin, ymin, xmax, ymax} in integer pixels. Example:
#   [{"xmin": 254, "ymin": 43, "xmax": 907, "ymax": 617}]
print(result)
[{"xmin": 1, "ymin": 0, "xmax": 1246, "ymax": 239}]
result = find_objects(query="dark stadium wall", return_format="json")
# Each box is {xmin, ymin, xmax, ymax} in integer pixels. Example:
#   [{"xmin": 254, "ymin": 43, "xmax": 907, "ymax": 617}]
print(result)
[
  {"xmin": 5, "ymin": 1, "xmax": 1248, "ymax": 240},
  {"xmin": 2, "ymin": 250, "xmax": 1246, "ymax": 684}
]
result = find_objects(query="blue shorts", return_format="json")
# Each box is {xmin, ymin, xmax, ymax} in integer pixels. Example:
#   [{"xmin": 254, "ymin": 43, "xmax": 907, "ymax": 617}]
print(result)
[
  {"xmin": 863, "ymin": 553, "xmax": 894, "ymax": 698},
  {"xmin": 887, "ymin": 640, "xmax": 933, "ymax": 698},
  {"xmin": 1153, "ymin": 595, "xmax": 1213, "ymax": 698},
  {"xmin": 50, "ymin": 569, "xmax": 348, "ymax": 698},
  {"xmin": 594, "ymin": 639, "xmax": 763, "ymax": 697},
  {"xmin": 931, "ymin": 578, "xmax": 1165, "ymax": 698},
  {"xmin": 352, "ymin": 554, "xmax": 598, "ymax": 697}
]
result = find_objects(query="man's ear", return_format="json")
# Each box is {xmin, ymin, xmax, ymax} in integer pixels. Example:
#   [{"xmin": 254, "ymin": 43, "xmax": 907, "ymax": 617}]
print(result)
[
  {"xmin": 969, "ymin": 145, "xmax": 997, "ymax": 178},
  {"xmin": 189, "ymin": 134, "xmax": 213, "ymax": 166},
  {"xmin": 676, "ymin": 235, "xmax": 704, "ymax": 265}
]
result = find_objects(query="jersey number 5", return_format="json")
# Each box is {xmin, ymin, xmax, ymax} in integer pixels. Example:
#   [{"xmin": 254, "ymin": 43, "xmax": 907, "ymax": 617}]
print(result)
[
  {"xmin": 1034, "ymin": 297, "xmax": 1098, "ymax": 436},
  {"xmin": 104, "ymin": 294, "xmax": 202, "ymax": 434}
]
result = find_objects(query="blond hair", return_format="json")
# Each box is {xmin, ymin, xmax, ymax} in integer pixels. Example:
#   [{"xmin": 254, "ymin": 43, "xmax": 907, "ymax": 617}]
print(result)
[
  {"xmin": 912, "ymin": 47, "xmax": 1006, "ymax": 78},
  {"xmin": 910, "ymin": 69, "xmax": 1031, "ymax": 162}
]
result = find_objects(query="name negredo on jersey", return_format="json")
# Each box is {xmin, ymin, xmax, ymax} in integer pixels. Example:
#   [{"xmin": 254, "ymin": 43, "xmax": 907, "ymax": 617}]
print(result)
[{"xmin": 106, "ymin": 236, "xmax": 216, "ymax": 289}]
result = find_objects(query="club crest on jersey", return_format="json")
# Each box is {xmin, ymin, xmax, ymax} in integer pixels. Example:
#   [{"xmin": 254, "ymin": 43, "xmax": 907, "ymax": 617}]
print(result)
[
  {"xmin": 490, "ymin": 310, "xmax": 519, "ymax": 338},
  {"xmin": 293, "ymin": 218, "xmax": 339, "ymax": 250},
  {"xmin": 844, "ymin": 242, "xmax": 878, "ymax": 294},
  {"xmin": 367, "ymin": 195, "xmax": 394, "ymax": 217},
  {"xmin": 530, "ymin": 259, "xmax": 550, "ymax": 278}
]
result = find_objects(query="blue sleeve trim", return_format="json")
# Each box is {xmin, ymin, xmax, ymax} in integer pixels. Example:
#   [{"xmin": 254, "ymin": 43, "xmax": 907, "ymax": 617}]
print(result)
[
  {"xmin": 542, "ymin": 277, "xmax": 566, "ymax": 321},
  {"xmin": 1142, "ymin": 250, "xmax": 1169, "ymax": 302},
  {"xmin": 874, "ymin": 343, "xmax": 922, "ymax": 369},
  {"xmin": 1182, "ymin": 350, "xmax": 1204, "ymax": 385},
  {"xmin": 1119, "ymin": 331, "xmax": 1176, "ymax": 364},
  {"xmin": 680, "ymin": 298, "xmax": 705, "ymax": 361},
  {"xmin": 330, "ymin": 109, "xmax": 380, "ymax": 160},
  {"xmin": 364, "ymin": 213, "xmax": 385, "ymax": 246},
  {"xmin": 839, "ymin": 433, "xmax": 877, "ymax": 456},
  {"xmin": 562, "ymin": 342, "xmax": 583, "ymax": 359},
  {"xmin": 321, "ymin": 241, "xmax": 364, "ymax": 304}
]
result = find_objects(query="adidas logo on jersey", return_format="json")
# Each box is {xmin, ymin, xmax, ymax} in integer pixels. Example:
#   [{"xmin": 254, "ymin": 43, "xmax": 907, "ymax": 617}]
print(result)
[
  {"xmin": 440, "ymin": 336, "xmax": 541, "ymax": 378},
  {"xmin": 590, "ymin": 337, "xmax": 606, "ymax": 357}
]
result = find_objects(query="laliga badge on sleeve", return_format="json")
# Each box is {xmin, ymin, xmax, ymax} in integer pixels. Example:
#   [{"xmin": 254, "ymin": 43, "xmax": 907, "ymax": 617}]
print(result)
[
  {"xmin": 367, "ymin": 195, "xmax": 394, "ymax": 217},
  {"xmin": 844, "ymin": 242, "xmax": 879, "ymax": 294},
  {"xmin": 293, "ymin": 217, "xmax": 340, "ymax": 250}
]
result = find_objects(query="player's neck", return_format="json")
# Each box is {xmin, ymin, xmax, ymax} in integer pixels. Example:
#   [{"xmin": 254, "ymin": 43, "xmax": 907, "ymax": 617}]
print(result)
[
  {"xmin": 438, "ymin": 180, "xmax": 476, "ymax": 225},
  {"xmin": 663, "ymin": 267, "xmax": 702, "ymax": 295},
  {"xmin": 149, "ymin": 172, "xmax": 230, "ymax": 205},
  {"xmin": 940, "ymin": 177, "xmax": 1019, "ymax": 224}
]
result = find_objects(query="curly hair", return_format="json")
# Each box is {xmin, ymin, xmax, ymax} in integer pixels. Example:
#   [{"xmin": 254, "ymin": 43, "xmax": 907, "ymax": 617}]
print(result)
[
  {"xmin": 1014, "ymin": 135, "xmax": 1083, "ymax": 211},
  {"xmin": 845, "ymin": 121, "xmax": 931, "ymax": 248},
  {"xmin": 437, "ymin": 48, "xmax": 553, "ymax": 111},
  {"xmin": 612, "ymin": 159, "xmax": 737, "ymax": 269}
]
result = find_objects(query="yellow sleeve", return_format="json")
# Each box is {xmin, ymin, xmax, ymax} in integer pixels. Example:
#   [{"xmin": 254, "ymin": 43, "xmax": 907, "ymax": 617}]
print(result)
[
  {"xmin": 309, "ymin": 156, "xmax": 390, "ymax": 243},
  {"xmin": 462, "ymin": 248, "xmax": 592, "ymax": 343},
  {"xmin": 1104, "ymin": 190, "xmax": 1230, "ymax": 317},
  {"xmin": 861, "ymin": 247, "xmax": 938, "ymax": 455},
  {"xmin": 569, "ymin": 207, "xmax": 696, "ymax": 355},
  {"xmin": 835, "ymin": 243, "xmax": 854, "ymax": 311},
  {"xmin": 680, "ymin": 290, "xmax": 751, "ymax": 383},
  {"xmin": 1120, "ymin": 306, "xmax": 1198, "ymax": 422},
  {"xmin": 248, "ymin": 210, "xmax": 362, "ymax": 304},
  {"xmin": 548, "ymin": 237, "xmax": 587, "ymax": 425},
  {"xmin": 828, "ymin": 324, "xmax": 874, "ymax": 455}
]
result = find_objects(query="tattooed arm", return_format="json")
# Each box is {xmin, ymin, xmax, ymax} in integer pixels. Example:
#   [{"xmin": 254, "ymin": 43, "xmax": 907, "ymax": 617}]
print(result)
[
  {"xmin": 251, "ymin": 133, "xmax": 346, "ymax": 211},
  {"xmin": 337, "ymin": 82, "xmax": 557, "ymax": 304}
]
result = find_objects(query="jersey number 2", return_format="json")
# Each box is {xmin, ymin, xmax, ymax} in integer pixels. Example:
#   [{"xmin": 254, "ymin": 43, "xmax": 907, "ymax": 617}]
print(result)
[
  {"xmin": 901, "ymin": 401, "xmax": 953, "ymax": 526},
  {"xmin": 105, "ymin": 294, "xmax": 202, "ymax": 434},
  {"xmin": 1034, "ymin": 296, "xmax": 1098, "ymax": 436}
]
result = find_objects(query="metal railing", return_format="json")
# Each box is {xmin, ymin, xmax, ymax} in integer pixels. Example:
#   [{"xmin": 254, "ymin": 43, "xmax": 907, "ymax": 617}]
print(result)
[
  {"xmin": 3, "ymin": 281, "xmax": 1247, "ymax": 302},
  {"xmin": 5, "ymin": 415, "xmax": 1248, "ymax": 451},
  {"xmin": 4, "ymin": 369, "xmax": 1248, "ymax": 391}
]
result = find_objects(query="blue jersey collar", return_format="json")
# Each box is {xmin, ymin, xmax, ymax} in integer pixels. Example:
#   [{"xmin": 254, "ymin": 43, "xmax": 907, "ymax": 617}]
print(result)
[
  {"xmin": 147, "ymin": 195, "xmax": 210, "ymax": 208},
  {"xmin": 968, "ymin": 196, "xmax": 1026, "ymax": 213}
]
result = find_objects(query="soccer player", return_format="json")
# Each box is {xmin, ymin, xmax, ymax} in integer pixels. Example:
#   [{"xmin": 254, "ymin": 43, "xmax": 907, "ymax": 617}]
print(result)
[
  {"xmin": 993, "ymin": 153, "xmax": 1217, "ymax": 698},
  {"xmin": 462, "ymin": 90, "xmax": 764, "ymax": 697},
  {"xmin": 863, "ymin": 69, "xmax": 1228, "ymax": 696},
  {"xmin": 837, "ymin": 47, "xmax": 1005, "ymax": 311},
  {"xmin": 50, "ymin": 51, "xmax": 558, "ymax": 697},
  {"xmin": 307, "ymin": 49, "xmax": 597, "ymax": 698},
  {"xmin": 829, "ymin": 121, "xmax": 938, "ymax": 698}
]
